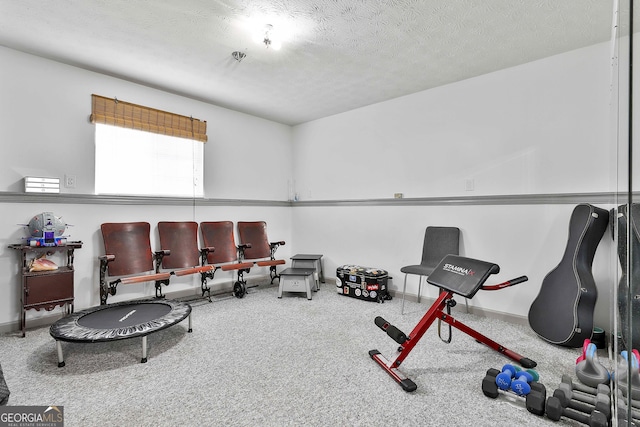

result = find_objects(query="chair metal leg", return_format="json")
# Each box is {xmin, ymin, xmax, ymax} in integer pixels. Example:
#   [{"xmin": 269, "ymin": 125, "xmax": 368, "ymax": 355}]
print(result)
[
  {"xmin": 401, "ymin": 273, "xmax": 408, "ymax": 314},
  {"xmin": 403, "ymin": 274, "xmax": 426, "ymax": 315}
]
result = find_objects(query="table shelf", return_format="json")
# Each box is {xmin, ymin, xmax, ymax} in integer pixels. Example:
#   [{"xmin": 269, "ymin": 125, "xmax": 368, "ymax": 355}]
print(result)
[{"xmin": 9, "ymin": 242, "xmax": 82, "ymax": 337}]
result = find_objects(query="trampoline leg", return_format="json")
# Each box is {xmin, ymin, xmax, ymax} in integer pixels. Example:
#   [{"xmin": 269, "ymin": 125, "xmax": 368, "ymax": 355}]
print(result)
[
  {"xmin": 188, "ymin": 313, "xmax": 193, "ymax": 333},
  {"xmin": 141, "ymin": 336, "xmax": 148, "ymax": 363},
  {"xmin": 56, "ymin": 341, "xmax": 65, "ymax": 368}
]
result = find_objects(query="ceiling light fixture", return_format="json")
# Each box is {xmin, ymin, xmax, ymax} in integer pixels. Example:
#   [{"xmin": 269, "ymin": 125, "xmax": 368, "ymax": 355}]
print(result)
[
  {"xmin": 232, "ymin": 51, "xmax": 246, "ymax": 62},
  {"xmin": 258, "ymin": 24, "xmax": 281, "ymax": 50}
]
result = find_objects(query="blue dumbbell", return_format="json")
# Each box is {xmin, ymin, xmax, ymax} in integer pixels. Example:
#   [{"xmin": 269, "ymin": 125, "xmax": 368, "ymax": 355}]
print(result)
[
  {"xmin": 495, "ymin": 364, "xmax": 520, "ymax": 390},
  {"xmin": 511, "ymin": 371, "xmax": 535, "ymax": 396}
]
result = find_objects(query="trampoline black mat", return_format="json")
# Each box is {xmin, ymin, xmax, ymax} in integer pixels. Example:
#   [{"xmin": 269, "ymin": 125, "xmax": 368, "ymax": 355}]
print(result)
[{"xmin": 50, "ymin": 299, "xmax": 191, "ymax": 343}]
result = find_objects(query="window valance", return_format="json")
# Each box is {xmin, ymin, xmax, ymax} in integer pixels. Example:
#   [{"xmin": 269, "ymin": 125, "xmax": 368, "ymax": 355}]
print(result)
[{"xmin": 90, "ymin": 94, "xmax": 207, "ymax": 142}]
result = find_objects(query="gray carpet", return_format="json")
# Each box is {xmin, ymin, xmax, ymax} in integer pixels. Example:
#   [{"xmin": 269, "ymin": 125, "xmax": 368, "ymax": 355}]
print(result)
[{"xmin": 0, "ymin": 284, "xmax": 593, "ymax": 426}]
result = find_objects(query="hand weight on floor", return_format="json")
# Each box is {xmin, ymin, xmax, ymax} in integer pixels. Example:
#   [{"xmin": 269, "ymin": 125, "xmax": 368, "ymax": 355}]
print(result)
[
  {"xmin": 495, "ymin": 363, "xmax": 539, "ymax": 395},
  {"xmin": 482, "ymin": 368, "xmax": 546, "ymax": 416},
  {"xmin": 495, "ymin": 364, "xmax": 519, "ymax": 390},
  {"xmin": 545, "ymin": 396, "xmax": 608, "ymax": 427}
]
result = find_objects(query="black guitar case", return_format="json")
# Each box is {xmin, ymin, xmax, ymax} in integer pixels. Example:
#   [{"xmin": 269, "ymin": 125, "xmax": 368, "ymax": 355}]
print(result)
[
  {"xmin": 615, "ymin": 203, "xmax": 640, "ymax": 350},
  {"xmin": 528, "ymin": 204, "xmax": 609, "ymax": 347}
]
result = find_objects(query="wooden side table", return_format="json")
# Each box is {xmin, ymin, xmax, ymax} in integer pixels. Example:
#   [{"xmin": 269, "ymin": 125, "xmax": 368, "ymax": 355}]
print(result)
[{"xmin": 9, "ymin": 241, "xmax": 82, "ymax": 337}]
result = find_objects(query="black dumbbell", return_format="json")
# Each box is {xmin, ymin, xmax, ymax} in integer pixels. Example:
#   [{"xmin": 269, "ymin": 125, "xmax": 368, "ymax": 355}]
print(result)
[
  {"xmin": 561, "ymin": 374, "xmax": 610, "ymax": 396},
  {"xmin": 486, "ymin": 367, "xmax": 501, "ymax": 378},
  {"xmin": 619, "ymin": 399, "xmax": 640, "ymax": 421},
  {"xmin": 556, "ymin": 383, "xmax": 610, "ymax": 408},
  {"xmin": 545, "ymin": 396, "xmax": 608, "ymax": 427},
  {"xmin": 617, "ymin": 405, "xmax": 640, "ymax": 427},
  {"xmin": 618, "ymin": 415, "xmax": 640, "ymax": 427},
  {"xmin": 552, "ymin": 388, "xmax": 610, "ymax": 419},
  {"xmin": 618, "ymin": 389, "xmax": 640, "ymax": 411},
  {"xmin": 482, "ymin": 372, "xmax": 500, "ymax": 398},
  {"xmin": 481, "ymin": 371, "xmax": 546, "ymax": 415}
]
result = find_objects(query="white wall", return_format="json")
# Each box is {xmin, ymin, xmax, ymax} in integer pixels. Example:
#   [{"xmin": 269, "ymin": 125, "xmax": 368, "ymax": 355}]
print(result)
[
  {"xmin": 0, "ymin": 46, "xmax": 293, "ymax": 329},
  {"xmin": 0, "ymin": 40, "xmax": 622, "ymax": 337},
  {"xmin": 0, "ymin": 202, "xmax": 292, "ymax": 313},
  {"xmin": 290, "ymin": 42, "xmax": 618, "ymax": 330},
  {"xmin": 291, "ymin": 43, "xmax": 612, "ymax": 200},
  {"xmin": 0, "ymin": 46, "xmax": 293, "ymax": 199},
  {"xmin": 291, "ymin": 203, "xmax": 614, "ymax": 328}
]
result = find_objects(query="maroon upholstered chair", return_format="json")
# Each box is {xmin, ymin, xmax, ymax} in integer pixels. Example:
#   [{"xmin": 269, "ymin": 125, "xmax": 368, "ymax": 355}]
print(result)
[
  {"xmin": 200, "ymin": 221, "xmax": 254, "ymax": 298},
  {"xmin": 99, "ymin": 222, "xmax": 171, "ymax": 305},
  {"xmin": 237, "ymin": 221, "xmax": 285, "ymax": 285},
  {"xmin": 157, "ymin": 221, "xmax": 215, "ymax": 300}
]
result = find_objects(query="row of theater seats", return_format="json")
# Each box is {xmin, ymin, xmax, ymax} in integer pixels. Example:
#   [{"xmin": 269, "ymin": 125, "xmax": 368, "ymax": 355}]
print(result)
[{"xmin": 99, "ymin": 221, "xmax": 285, "ymax": 305}]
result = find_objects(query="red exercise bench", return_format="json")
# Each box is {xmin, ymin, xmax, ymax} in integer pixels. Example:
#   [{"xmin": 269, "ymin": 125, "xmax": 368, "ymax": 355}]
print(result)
[{"xmin": 369, "ymin": 254, "xmax": 536, "ymax": 392}]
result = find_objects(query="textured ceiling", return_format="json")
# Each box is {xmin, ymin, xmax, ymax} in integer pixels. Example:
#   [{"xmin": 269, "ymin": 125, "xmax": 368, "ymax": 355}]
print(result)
[{"xmin": 0, "ymin": 0, "xmax": 614, "ymax": 125}]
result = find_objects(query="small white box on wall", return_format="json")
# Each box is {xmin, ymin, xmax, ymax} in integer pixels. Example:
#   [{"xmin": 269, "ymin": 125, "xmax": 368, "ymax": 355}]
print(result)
[{"xmin": 24, "ymin": 177, "xmax": 60, "ymax": 193}]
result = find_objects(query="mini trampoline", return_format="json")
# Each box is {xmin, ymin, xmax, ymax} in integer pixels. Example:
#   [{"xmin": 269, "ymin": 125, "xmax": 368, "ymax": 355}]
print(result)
[{"xmin": 50, "ymin": 299, "xmax": 192, "ymax": 367}]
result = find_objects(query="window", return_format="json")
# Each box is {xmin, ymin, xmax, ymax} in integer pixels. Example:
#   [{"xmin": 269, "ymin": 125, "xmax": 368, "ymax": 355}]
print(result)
[
  {"xmin": 90, "ymin": 94, "xmax": 207, "ymax": 198},
  {"xmin": 95, "ymin": 124, "xmax": 203, "ymax": 197}
]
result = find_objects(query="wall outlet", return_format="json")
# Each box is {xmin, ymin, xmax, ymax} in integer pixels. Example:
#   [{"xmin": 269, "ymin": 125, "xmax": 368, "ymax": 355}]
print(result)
[
  {"xmin": 394, "ymin": 193, "xmax": 403, "ymax": 199},
  {"xmin": 465, "ymin": 179, "xmax": 474, "ymax": 191},
  {"xmin": 64, "ymin": 175, "xmax": 76, "ymax": 188}
]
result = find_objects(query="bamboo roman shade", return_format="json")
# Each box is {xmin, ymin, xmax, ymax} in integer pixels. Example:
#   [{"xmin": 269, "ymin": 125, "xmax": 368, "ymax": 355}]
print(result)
[{"xmin": 90, "ymin": 94, "xmax": 207, "ymax": 142}]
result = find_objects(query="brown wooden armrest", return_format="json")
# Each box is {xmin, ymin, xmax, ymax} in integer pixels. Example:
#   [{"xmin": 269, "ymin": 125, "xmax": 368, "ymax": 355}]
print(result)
[
  {"xmin": 119, "ymin": 271, "xmax": 172, "ymax": 285},
  {"xmin": 221, "ymin": 262, "xmax": 253, "ymax": 272},
  {"xmin": 256, "ymin": 259, "xmax": 286, "ymax": 267},
  {"xmin": 173, "ymin": 265, "xmax": 215, "ymax": 277}
]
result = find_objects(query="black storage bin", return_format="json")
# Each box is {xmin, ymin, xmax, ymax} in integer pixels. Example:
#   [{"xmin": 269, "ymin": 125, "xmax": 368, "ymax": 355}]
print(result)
[{"xmin": 336, "ymin": 265, "xmax": 391, "ymax": 303}]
